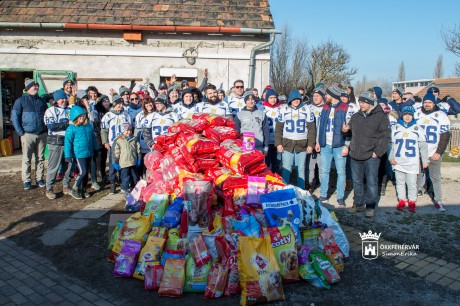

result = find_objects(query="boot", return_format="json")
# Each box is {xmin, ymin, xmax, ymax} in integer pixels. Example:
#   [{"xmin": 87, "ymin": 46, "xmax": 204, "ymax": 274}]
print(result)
[
  {"xmin": 396, "ymin": 199, "xmax": 406, "ymax": 211},
  {"xmin": 408, "ymin": 201, "xmax": 416, "ymax": 213}
]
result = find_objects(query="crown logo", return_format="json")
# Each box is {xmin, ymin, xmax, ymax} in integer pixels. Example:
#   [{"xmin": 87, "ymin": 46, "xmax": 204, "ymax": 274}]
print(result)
[{"xmin": 359, "ymin": 230, "xmax": 381, "ymax": 240}]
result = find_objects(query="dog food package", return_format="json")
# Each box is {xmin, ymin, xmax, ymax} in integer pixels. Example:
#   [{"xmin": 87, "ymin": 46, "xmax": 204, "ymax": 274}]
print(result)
[
  {"xmin": 184, "ymin": 254, "xmax": 212, "ymax": 293},
  {"xmin": 134, "ymin": 237, "xmax": 166, "ymax": 280},
  {"xmin": 204, "ymin": 263, "xmax": 229, "ymax": 299},
  {"xmin": 261, "ymin": 189, "xmax": 301, "ymax": 245},
  {"xmin": 144, "ymin": 150, "xmax": 163, "ymax": 171},
  {"xmin": 109, "ymin": 213, "xmax": 152, "ymax": 262},
  {"xmin": 168, "ymin": 120, "xmax": 196, "ymax": 134},
  {"xmin": 148, "ymin": 227, "xmax": 168, "ymax": 240},
  {"xmin": 320, "ymin": 228, "xmax": 345, "ymax": 273},
  {"xmin": 238, "ymin": 236, "xmax": 285, "ymax": 306},
  {"xmin": 297, "ymin": 245, "xmax": 310, "ymax": 265},
  {"xmin": 268, "ymin": 226, "xmax": 299, "ymax": 282},
  {"xmin": 309, "ymin": 251, "xmax": 341, "ymax": 284},
  {"xmin": 143, "ymin": 194, "xmax": 169, "ymax": 226},
  {"xmin": 183, "ymin": 134, "xmax": 220, "ymax": 156},
  {"xmin": 113, "ymin": 240, "xmax": 142, "ymax": 278},
  {"xmin": 189, "ymin": 235, "xmax": 212, "ymax": 268},
  {"xmin": 301, "ymin": 228, "xmax": 322, "ymax": 251},
  {"xmin": 166, "ymin": 228, "xmax": 187, "ymax": 251},
  {"xmin": 144, "ymin": 262, "xmax": 163, "ymax": 291},
  {"xmin": 161, "ymin": 248, "xmax": 186, "ymax": 266},
  {"xmin": 216, "ymin": 146, "xmax": 265, "ymax": 175},
  {"xmin": 108, "ymin": 220, "xmax": 124, "ymax": 251},
  {"xmin": 231, "ymin": 215, "xmax": 261, "ymax": 238},
  {"xmin": 224, "ymin": 253, "xmax": 241, "ymax": 296},
  {"xmin": 241, "ymin": 205, "xmax": 268, "ymax": 229},
  {"xmin": 292, "ymin": 186, "xmax": 316, "ymax": 228},
  {"xmin": 246, "ymin": 176, "xmax": 266, "ymax": 207},
  {"xmin": 298, "ymin": 260, "xmax": 330, "ymax": 289},
  {"xmin": 160, "ymin": 197, "xmax": 183, "ymax": 229},
  {"xmin": 183, "ymin": 179, "xmax": 213, "ymax": 235},
  {"xmin": 158, "ymin": 258, "xmax": 186, "ymax": 297},
  {"xmin": 242, "ymin": 132, "xmax": 256, "ymax": 152}
]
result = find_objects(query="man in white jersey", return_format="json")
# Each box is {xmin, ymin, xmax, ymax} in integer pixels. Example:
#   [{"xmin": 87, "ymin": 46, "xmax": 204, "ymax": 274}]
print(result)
[
  {"xmin": 44, "ymin": 89, "xmax": 72, "ymax": 199},
  {"xmin": 414, "ymin": 93, "xmax": 451, "ymax": 211},
  {"xmin": 263, "ymin": 88, "xmax": 282, "ymax": 174},
  {"xmin": 227, "ymin": 79, "xmax": 246, "ymax": 117},
  {"xmin": 174, "ymin": 89, "xmax": 198, "ymax": 120},
  {"xmin": 307, "ymin": 87, "xmax": 325, "ymax": 193},
  {"xmin": 196, "ymin": 84, "xmax": 231, "ymax": 119},
  {"xmin": 101, "ymin": 95, "xmax": 131, "ymax": 194}
]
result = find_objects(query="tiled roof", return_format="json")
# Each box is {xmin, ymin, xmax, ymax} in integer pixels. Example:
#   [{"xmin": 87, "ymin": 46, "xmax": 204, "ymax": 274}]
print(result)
[
  {"xmin": 0, "ymin": 0, "xmax": 274, "ymax": 29},
  {"xmin": 415, "ymin": 77, "xmax": 460, "ymax": 101}
]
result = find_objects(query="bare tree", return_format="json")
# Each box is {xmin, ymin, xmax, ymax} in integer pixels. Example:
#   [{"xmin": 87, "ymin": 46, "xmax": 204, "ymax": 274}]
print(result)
[
  {"xmin": 441, "ymin": 24, "xmax": 460, "ymax": 56},
  {"xmin": 354, "ymin": 76, "xmax": 393, "ymax": 97},
  {"xmin": 433, "ymin": 54, "xmax": 444, "ymax": 78},
  {"xmin": 354, "ymin": 75, "xmax": 369, "ymax": 95},
  {"xmin": 398, "ymin": 61, "xmax": 405, "ymax": 81},
  {"xmin": 455, "ymin": 62, "xmax": 460, "ymax": 77}
]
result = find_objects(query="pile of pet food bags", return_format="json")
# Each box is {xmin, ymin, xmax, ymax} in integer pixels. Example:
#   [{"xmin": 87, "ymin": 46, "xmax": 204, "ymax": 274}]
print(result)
[{"xmin": 107, "ymin": 113, "xmax": 350, "ymax": 305}]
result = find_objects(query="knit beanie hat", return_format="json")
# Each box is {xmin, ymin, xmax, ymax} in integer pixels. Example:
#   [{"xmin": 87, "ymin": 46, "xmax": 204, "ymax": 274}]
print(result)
[
  {"xmin": 62, "ymin": 78, "xmax": 74, "ymax": 87},
  {"xmin": 122, "ymin": 122, "xmax": 132, "ymax": 132},
  {"xmin": 24, "ymin": 78, "xmax": 38, "ymax": 90},
  {"xmin": 401, "ymin": 106, "xmax": 415, "ymax": 117},
  {"xmin": 378, "ymin": 97, "xmax": 388, "ymax": 106},
  {"xmin": 119, "ymin": 86, "xmax": 130, "ymax": 96},
  {"xmin": 392, "ymin": 87, "xmax": 404, "ymax": 97},
  {"xmin": 155, "ymin": 94, "xmax": 168, "ymax": 105},
  {"xmin": 181, "ymin": 89, "xmax": 193, "ymax": 101},
  {"xmin": 167, "ymin": 86, "xmax": 179, "ymax": 96},
  {"xmin": 53, "ymin": 89, "xmax": 67, "ymax": 101},
  {"xmin": 312, "ymin": 87, "xmax": 325, "ymax": 99},
  {"xmin": 423, "ymin": 92, "xmax": 436, "ymax": 103},
  {"xmin": 326, "ymin": 85, "xmax": 341, "ymax": 100},
  {"xmin": 244, "ymin": 93, "xmax": 256, "ymax": 103},
  {"xmin": 99, "ymin": 95, "xmax": 110, "ymax": 103},
  {"xmin": 428, "ymin": 86, "xmax": 440, "ymax": 94},
  {"xmin": 340, "ymin": 92, "xmax": 349, "ymax": 99},
  {"xmin": 112, "ymin": 95, "xmax": 124, "ymax": 105},
  {"xmin": 158, "ymin": 82, "xmax": 168, "ymax": 90},
  {"xmin": 358, "ymin": 91, "xmax": 376, "ymax": 105},
  {"xmin": 181, "ymin": 80, "xmax": 189, "ymax": 88},
  {"xmin": 265, "ymin": 88, "xmax": 278, "ymax": 98}
]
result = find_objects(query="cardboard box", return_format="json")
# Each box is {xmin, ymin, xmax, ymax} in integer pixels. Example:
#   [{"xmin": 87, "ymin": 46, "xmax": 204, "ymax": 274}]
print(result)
[{"xmin": 107, "ymin": 212, "xmax": 132, "ymax": 238}]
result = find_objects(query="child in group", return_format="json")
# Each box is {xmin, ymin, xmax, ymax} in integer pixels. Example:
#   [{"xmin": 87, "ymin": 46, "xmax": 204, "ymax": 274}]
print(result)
[
  {"xmin": 389, "ymin": 106, "xmax": 429, "ymax": 212},
  {"xmin": 112, "ymin": 123, "xmax": 141, "ymax": 197},
  {"xmin": 64, "ymin": 105, "xmax": 99, "ymax": 200}
]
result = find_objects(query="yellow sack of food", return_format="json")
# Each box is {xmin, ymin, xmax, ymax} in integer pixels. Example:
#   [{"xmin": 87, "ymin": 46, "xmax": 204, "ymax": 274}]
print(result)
[
  {"xmin": 133, "ymin": 237, "xmax": 166, "ymax": 280},
  {"xmin": 238, "ymin": 236, "xmax": 285, "ymax": 306}
]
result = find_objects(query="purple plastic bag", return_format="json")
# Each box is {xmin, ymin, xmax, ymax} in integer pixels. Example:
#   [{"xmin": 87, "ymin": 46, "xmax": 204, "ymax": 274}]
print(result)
[
  {"xmin": 114, "ymin": 240, "xmax": 142, "ymax": 277},
  {"xmin": 246, "ymin": 176, "xmax": 266, "ymax": 207},
  {"xmin": 242, "ymin": 132, "xmax": 255, "ymax": 152}
]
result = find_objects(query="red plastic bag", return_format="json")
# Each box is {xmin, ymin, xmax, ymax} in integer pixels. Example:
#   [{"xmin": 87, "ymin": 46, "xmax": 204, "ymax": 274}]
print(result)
[
  {"xmin": 195, "ymin": 159, "xmax": 220, "ymax": 171},
  {"xmin": 202, "ymin": 126, "xmax": 239, "ymax": 143},
  {"xmin": 206, "ymin": 116, "xmax": 227, "ymax": 128},
  {"xmin": 216, "ymin": 146, "xmax": 265, "ymax": 175},
  {"xmin": 146, "ymin": 170, "xmax": 172, "ymax": 193},
  {"xmin": 183, "ymin": 135, "xmax": 220, "ymax": 156},
  {"xmin": 204, "ymin": 263, "xmax": 229, "ymax": 299},
  {"xmin": 144, "ymin": 151, "xmax": 163, "ymax": 171},
  {"xmin": 168, "ymin": 120, "xmax": 196, "ymax": 134},
  {"xmin": 189, "ymin": 235, "xmax": 212, "ymax": 268}
]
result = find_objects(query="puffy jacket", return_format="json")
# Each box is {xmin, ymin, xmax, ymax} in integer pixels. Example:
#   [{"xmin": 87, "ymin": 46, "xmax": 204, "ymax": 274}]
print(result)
[
  {"xmin": 389, "ymin": 99, "xmax": 415, "ymax": 114},
  {"xmin": 112, "ymin": 135, "xmax": 141, "ymax": 168},
  {"xmin": 11, "ymin": 93, "xmax": 48, "ymax": 136},
  {"xmin": 64, "ymin": 106, "xmax": 99, "ymax": 159},
  {"xmin": 345, "ymin": 104, "xmax": 390, "ymax": 161},
  {"xmin": 318, "ymin": 101, "xmax": 349, "ymax": 148}
]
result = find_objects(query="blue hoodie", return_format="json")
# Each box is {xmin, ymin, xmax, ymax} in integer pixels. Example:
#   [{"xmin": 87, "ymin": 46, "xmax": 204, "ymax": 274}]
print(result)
[
  {"xmin": 373, "ymin": 87, "xmax": 383, "ymax": 100},
  {"xmin": 64, "ymin": 106, "xmax": 99, "ymax": 159}
]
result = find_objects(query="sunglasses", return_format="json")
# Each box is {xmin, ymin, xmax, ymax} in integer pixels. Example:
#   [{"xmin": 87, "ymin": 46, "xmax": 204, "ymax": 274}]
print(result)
[
  {"xmin": 130, "ymin": 97, "xmax": 139, "ymax": 101},
  {"xmin": 235, "ymin": 86, "xmax": 244, "ymax": 89}
]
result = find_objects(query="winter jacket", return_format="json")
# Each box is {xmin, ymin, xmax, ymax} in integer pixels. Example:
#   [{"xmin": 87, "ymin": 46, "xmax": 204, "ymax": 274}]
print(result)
[
  {"xmin": 345, "ymin": 104, "xmax": 390, "ymax": 161},
  {"xmin": 389, "ymin": 99, "xmax": 415, "ymax": 114},
  {"xmin": 318, "ymin": 101, "xmax": 349, "ymax": 148},
  {"xmin": 112, "ymin": 135, "xmax": 141, "ymax": 168},
  {"xmin": 234, "ymin": 107, "xmax": 269, "ymax": 151},
  {"xmin": 64, "ymin": 106, "xmax": 99, "ymax": 159},
  {"xmin": 11, "ymin": 93, "xmax": 48, "ymax": 136}
]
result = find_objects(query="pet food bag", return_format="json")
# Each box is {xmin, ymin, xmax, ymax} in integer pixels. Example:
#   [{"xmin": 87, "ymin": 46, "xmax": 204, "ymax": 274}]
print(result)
[
  {"xmin": 298, "ymin": 260, "xmax": 330, "ymax": 289},
  {"xmin": 246, "ymin": 176, "xmax": 266, "ymax": 207},
  {"xmin": 268, "ymin": 226, "xmax": 299, "ymax": 282},
  {"xmin": 238, "ymin": 236, "xmax": 285, "ymax": 306},
  {"xmin": 161, "ymin": 197, "xmax": 183, "ymax": 229},
  {"xmin": 125, "ymin": 179, "xmax": 148, "ymax": 211},
  {"xmin": 189, "ymin": 235, "xmax": 212, "ymax": 268},
  {"xmin": 204, "ymin": 263, "xmax": 229, "ymax": 299},
  {"xmin": 309, "ymin": 251, "xmax": 340, "ymax": 284},
  {"xmin": 261, "ymin": 189, "xmax": 301, "ymax": 245},
  {"xmin": 242, "ymin": 132, "xmax": 256, "ymax": 152},
  {"xmin": 165, "ymin": 228, "xmax": 187, "ymax": 251},
  {"xmin": 183, "ymin": 179, "xmax": 213, "ymax": 235},
  {"xmin": 113, "ymin": 240, "xmax": 142, "ymax": 278},
  {"xmin": 143, "ymin": 194, "xmax": 169, "ymax": 226},
  {"xmin": 320, "ymin": 228, "xmax": 345, "ymax": 273},
  {"xmin": 144, "ymin": 262, "xmax": 163, "ymax": 291},
  {"xmin": 133, "ymin": 237, "xmax": 166, "ymax": 280},
  {"xmin": 108, "ymin": 220, "xmax": 124, "ymax": 251},
  {"xmin": 158, "ymin": 258, "xmax": 187, "ymax": 297},
  {"xmin": 184, "ymin": 254, "xmax": 212, "ymax": 293}
]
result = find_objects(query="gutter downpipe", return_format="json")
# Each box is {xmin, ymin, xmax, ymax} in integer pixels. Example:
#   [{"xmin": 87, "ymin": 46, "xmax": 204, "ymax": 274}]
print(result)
[{"xmin": 247, "ymin": 32, "xmax": 278, "ymax": 89}]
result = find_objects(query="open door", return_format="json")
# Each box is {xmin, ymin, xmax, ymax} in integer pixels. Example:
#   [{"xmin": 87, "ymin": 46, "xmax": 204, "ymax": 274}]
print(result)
[{"xmin": 33, "ymin": 70, "xmax": 75, "ymax": 96}]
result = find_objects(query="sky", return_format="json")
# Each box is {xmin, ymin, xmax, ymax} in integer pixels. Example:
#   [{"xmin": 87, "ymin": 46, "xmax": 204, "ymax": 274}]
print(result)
[{"xmin": 269, "ymin": 0, "xmax": 460, "ymax": 84}]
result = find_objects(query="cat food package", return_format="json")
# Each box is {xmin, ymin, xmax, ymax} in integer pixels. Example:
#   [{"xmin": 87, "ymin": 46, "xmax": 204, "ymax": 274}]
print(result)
[
  {"xmin": 143, "ymin": 194, "xmax": 169, "ymax": 226},
  {"xmin": 184, "ymin": 254, "xmax": 212, "ymax": 293},
  {"xmin": 148, "ymin": 227, "xmax": 168, "ymax": 240},
  {"xmin": 189, "ymin": 235, "xmax": 212, "ymax": 268},
  {"xmin": 261, "ymin": 189, "xmax": 301, "ymax": 245},
  {"xmin": 246, "ymin": 176, "xmax": 266, "ymax": 207},
  {"xmin": 297, "ymin": 245, "xmax": 310, "ymax": 265},
  {"xmin": 320, "ymin": 228, "xmax": 345, "ymax": 274},
  {"xmin": 242, "ymin": 132, "xmax": 255, "ymax": 152},
  {"xmin": 158, "ymin": 258, "xmax": 186, "ymax": 297},
  {"xmin": 133, "ymin": 237, "xmax": 166, "ymax": 280},
  {"xmin": 268, "ymin": 226, "xmax": 299, "ymax": 282},
  {"xmin": 166, "ymin": 228, "xmax": 187, "ymax": 251},
  {"xmin": 144, "ymin": 262, "xmax": 163, "ymax": 291},
  {"xmin": 231, "ymin": 215, "xmax": 261, "ymax": 238},
  {"xmin": 298, "ymin": 260, "xmax": 330, "ymax": 290},
  {"xmin": 161, "ymin": 248, "xmax": 186, "ymax": 267},
  {"xmin": 108, "ymin": 220, "xmax": 124, "ymax": 251},
  {"xmin": 238, "ymin": 236, "xmax": 285, "ymax": 306},
  {"xmin": 113, "ymin": 240, "xmax": 142, "ymax": 278},
  {"xmin": 301, "ymin": 228, "xmax": 322, "ymax": 251},
  {"xmin": 204, "ymin": 263, "xmax": 229, "ymax": 299},
  {"xmin": 309, "ymin": 251, "xmax": 341, "ymax": 284}
]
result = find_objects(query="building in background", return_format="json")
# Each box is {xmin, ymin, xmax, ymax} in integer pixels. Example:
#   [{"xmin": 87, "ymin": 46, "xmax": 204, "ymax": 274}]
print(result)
[{"xmin": 392, "ymin": 79, "xmax": 434, "ymax": 96}]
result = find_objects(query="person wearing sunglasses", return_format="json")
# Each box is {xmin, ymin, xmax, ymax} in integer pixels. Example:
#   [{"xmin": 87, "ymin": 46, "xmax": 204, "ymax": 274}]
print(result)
[
  {"xmin": 228, "ymin": 79, "xmax": 246, "ymax": 118},
  {"xmin": 126, "ymin": 92, "xmax": 143, "ymax": 127}
]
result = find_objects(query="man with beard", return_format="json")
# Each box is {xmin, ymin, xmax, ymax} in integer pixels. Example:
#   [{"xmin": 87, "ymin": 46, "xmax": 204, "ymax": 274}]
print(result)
[
  {"xmin": 174, "ymin": 89, "xmax": 198, "ymax": 120},
  {"xmin": 196, "ymin": 84, "xmax": 232, "ymax": 119}
]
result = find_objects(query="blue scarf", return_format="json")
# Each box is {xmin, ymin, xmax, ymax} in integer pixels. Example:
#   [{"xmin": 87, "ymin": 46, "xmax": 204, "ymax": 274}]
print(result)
[{"xmin": 397, "ymin": 118, "xmax": 416, "ymax": 128}]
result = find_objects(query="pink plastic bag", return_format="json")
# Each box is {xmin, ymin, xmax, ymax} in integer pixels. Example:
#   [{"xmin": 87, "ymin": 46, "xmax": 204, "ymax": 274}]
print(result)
[{"xmin": 144, "ymin": 151, "xmax": 163, "ymax": 171}]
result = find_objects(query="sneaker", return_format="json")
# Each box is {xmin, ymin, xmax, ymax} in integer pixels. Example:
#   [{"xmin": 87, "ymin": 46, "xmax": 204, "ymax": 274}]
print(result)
[
  {"xmin": 37, "ymin": 180, "xmax": 46, "ymax": 188},
  {"xmin": 396, "ymin": 199, "xmax": 406, "ymax": 212},
  {"xmin": 434, "ymin": 202, "xmax": 446, "ymax": 212},
  {"xmin": 110, "ymin": 183, "xmax": 116, "ymax": 195},
  {"xmin": 45, "ymin": 189, "xmax": 57, "ymax": 200},
  {"xmin": 73, "ymin": 170, "xmax": 79, "ymax": 179},
  {"xmin": 62, "ymin": 186, "xmax": 71, "ymax": 195},
  {"xmin": 81, "ymin": 190, "xmax": 90, "ymax": 198},
  {"xmin": 318, "ymin": 196, "xmax": 328, "ymax": 204},
  {"xmin": 408, "ymin": 201, "xmax": 416, "ymax": 213},
  {"xmin": 365, "ymin": 208, "xmax": 375, "ymax": 218},
  {"xmin": 70, "ymin": 188, "xmax": 83, "ymax": 200},
  {"xmin": 337, "ymin": 199, "xmax": 346, "ymax": 208},
  {"xmin": 24, "ymin": 182, "xmax": 31, "ymax": 190},
  {"xmin": 417, "ymin": 190, "xmax": 423, "ymax": 197},
  {"xmin": 91, "ymin": 182, "xmax": 101, "ymax": 191},
  {"xmin": 347, "ymin": 205, "xmax": 365, "ymax": 214}
]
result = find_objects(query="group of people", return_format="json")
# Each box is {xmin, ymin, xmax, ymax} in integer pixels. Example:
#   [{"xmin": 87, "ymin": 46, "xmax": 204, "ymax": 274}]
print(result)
[{"xmin": 12, "ymin": 75, "xmax": 456, "ymax": 216}]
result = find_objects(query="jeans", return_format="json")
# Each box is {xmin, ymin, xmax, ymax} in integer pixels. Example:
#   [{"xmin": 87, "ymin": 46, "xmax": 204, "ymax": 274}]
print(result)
[
  {"xmin": 281, "ymin": 151, "xmax": 306, "ymax": 188},
  {"xmin": 307, "ymin": 151, "xmax": 320, "ymax": 184},
  {"xmin": 108, "ymin": 149, "xmax": 117, "ymax": 184},
  {"xmin": 320, "ymin": 145, "xmax": 346, "ymax": 199},
  {"xmin": 75, "ymin": 157, "xmax": 91, "ymax": 190},
  {"xmin": 350, "ymin": 157, "xmax": 381, "ymax": 209},
  {"xmin": 21, "ymin": 132, "xmax": 47, "ymax": 183},
  {"xmin": 395, "ymin": 170, "xmax": 417, "ymax": 201},
  {"xmin": 121, "ymin": 166, "xmax": 139, "ymax": 191},
  {"xmin": 90, "ymin": 153, "xmax": 98, "ymax": 183},
  {"xmin": 265, "ymin": 144, "xmax": 281, "ymax": 174}
]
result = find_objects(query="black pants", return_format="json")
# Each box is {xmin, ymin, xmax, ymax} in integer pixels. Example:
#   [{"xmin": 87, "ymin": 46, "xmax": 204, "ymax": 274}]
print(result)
[
  {"xmin": 98, "ymin": 146, "xmax": 108, "ymax": 181},
  {"xmin": 75, "ymin": 157, "xmax": 91, "ymax": 190},
  {"xmin": 121, "ymin": 166, "xmax": 139, "ymax": 191},
  {"xmin": 265, "ymin": 144, "xmax": 280, "ymax": 174}
]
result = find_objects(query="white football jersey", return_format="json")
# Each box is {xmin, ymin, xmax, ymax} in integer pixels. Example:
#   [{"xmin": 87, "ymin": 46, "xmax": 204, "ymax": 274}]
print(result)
[
  {"xmin": 174, "ymin": 103, "xmax": 198, "ymax": 120},
  {"xmin": 264, "ymin": 105, "xmax": 281, "ymax": 145},
  {"xmin": 196, "ymin": 101, "xmax": 231, "ymax": 117},
  {"xmin": 144, "ymin": 111, "xmax": 179, "ymax": 141},
  {"xmin": 278, "ymin": 104, "xmax": 314, "ymax": 140},
  {"xmin": 309, "ymin": 104, "xmax": 324, "ymax": 125},
  {"xmin": 415, "ymin": 110, "xmax": 450, "ymax": 157},
  {"xmin": 100, "ymin": 110, "xmax": 131, "ymax": 145},
  {"xmin": 44, "ymin": 105, "xmax": 71, "ymax": 136},
  {"xmin": 135, "ymin": 111, "xmax": 151, "ymax": 153},
  {"xmin": 227, "ymin": 95, "xmax": 245, "ymax": 117},
  {"xmin": 346, "ymin": 102, "xmax": 359, "ymax": 120},
  {"xmin": 391, "ymin": 123, "xmax": 426, "ymax": 174}
]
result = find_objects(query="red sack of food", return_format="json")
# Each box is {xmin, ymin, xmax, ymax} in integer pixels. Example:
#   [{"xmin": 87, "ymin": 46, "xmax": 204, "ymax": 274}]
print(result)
[
  {"xmin": 178, "ymin": 145, "xmax": 196, "ymax": 166},
  {"xmin": 247, "ymin": 162, "xmax": 268, "ymax": 175},
  {"xmin": 195, "ymin": 152, "xmax": 216, "ymax": 160},
  {"xmin": 146, "ymin": 170, "xmax": 172, "ymax": 193},
  {"xmin": 183, "ymin": 178, "xmax": 214, "ymax": 236},
  {"xmin": 167, "ymin": 147, "xmax": 198, "ymax": 173},
  {"xmin": 221, "ymin": 175, "xmax": 248, "ymax": 191},
  {"xmin": 189, "ymin": 235, "xmax": 212, "ymax": 268},
  {"xmin": 206, "ymin": 116, "xmax": 227, "ymax": 128},
  {"xmin": 202, "ymin": 126, "xmax": 239, "ymax": 143},
  {"xmin": 216, "ymin": 146, "xmax": 265, "ymax": 174},
  {"xmin": 144, "ymin": 150, "xmax": 163, "ymax": 171},
  {"xmin": 144, "ymin": 263, "xmax": 163, "ymax": 291},
  {"xmin": 158, "ymin": 258, "xmax": 186, "ymax": 297},
  {"xmin": 195, "ymin": 159, "xmax": 220, "ymax": 171},
  {"xmin": 214, "ymin": 235, "xmax": 241, "ymax": 296},
  {"xmin": 220, "ymin": 138, "xmax": 243, "ymax": 149},
  {"xmin": 182, "ymin": 135, "xmax": 220, "ymax": 156},
  {"xmin": 168, "ymin": 120, "xmax": 196, "ymax": 134},
  {"xmin": 155, "ymin": 132, "xmax": 178, "ymax": 147},
  {"xmin": 204, "ymin": 263, "xmax": 229, "ymax": 299},
  {"xmin": 225, "ymin": 118, "xmax": 236, "ymax": 128}
]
